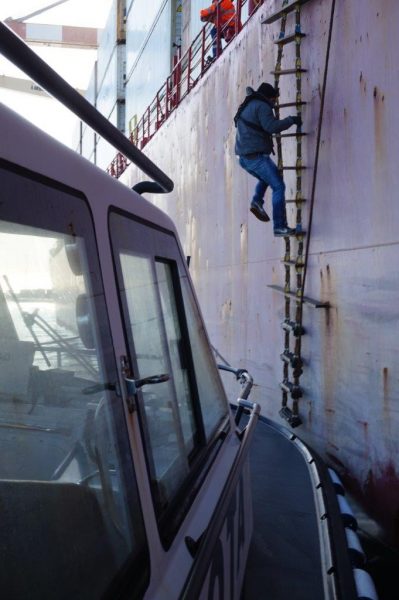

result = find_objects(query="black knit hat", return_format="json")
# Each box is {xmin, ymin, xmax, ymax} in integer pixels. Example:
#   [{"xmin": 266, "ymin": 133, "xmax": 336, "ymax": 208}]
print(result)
[{"xmin": 257, "ymin": 82, "xmax": 279, "ymax": 98}]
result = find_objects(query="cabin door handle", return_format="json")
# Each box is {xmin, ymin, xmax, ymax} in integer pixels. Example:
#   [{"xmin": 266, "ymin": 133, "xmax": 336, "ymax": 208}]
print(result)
[{"xmin": 124, "ymin": 373, "xmax": 170, "ymax": 396}]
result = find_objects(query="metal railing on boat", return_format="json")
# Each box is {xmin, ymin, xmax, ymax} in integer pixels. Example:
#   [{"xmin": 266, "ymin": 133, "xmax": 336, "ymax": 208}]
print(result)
[{"xmin": 180, "ymin": 393, "xmax": 260, "ymax": 599}]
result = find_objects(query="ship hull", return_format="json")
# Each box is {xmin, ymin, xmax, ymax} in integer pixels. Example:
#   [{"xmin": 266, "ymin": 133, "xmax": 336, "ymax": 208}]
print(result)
[{"xmin": 121, "ymin": 0, "xmax": 399, "ymax": 546}]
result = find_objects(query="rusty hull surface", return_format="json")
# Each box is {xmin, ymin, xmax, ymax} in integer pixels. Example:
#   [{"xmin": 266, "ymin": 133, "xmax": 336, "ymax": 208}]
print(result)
[{"xmin": 122, "ymin": 0, "xmax": 399, "ymax": 545}]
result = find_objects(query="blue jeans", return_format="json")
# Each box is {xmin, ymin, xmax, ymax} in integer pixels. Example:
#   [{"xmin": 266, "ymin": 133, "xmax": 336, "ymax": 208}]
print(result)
[
  {"xmin": 239, "ymin": 154, "xmax": 287, "ymax": 229},
  {"xmin": 210, "ymin": 26, "xmax": 220, "ymax": 57}
]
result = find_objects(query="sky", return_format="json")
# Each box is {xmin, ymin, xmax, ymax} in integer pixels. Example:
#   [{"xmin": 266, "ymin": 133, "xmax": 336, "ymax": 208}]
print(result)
[{"xmin": 0, "ymin": 0, "xmax": 113, "ymax": 147}]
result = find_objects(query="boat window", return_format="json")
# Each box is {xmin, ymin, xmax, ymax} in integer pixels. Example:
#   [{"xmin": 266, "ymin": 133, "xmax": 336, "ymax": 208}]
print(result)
[
  {"xmin": 110, "ymin": 211, "xmax": 228, "ymax": 521},
  {"xmin": 0, "ymin": 163, "xmax": 149, "ymax": 600},
  {"xmin": 178, "ymin": 271, "xmax": 231, "ymax": 439},
  {"xmin": 119, "ymin": 253, "xmax": 196, "ymax": 504}
]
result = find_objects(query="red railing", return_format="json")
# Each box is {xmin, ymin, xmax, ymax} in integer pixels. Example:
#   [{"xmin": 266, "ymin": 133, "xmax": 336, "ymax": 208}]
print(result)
[{"xmin": 107, "ymin": 0, "xmax": 264, "ymax": 178}]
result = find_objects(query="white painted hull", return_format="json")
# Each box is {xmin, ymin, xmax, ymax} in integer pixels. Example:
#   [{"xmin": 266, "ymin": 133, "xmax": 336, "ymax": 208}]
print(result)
[{"xmin": 121, "ymin": 0, "xmax": 399, "ymax": 546}]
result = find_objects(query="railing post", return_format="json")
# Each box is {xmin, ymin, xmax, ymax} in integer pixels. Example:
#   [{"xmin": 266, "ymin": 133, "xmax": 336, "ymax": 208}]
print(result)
[
  {"xmin": 156, "ymin": 91, "xmax": 160, "ymax": 129},
  {"xmin": 166, "ymin": 76, "xmax": 170, "ymax": 118},
  {"xmin": 236, "ymin": 0, "xmax": 242, "ymax": 34},
  {"xmin": 201, "ymin": 26, "xmax": 206, "ymax": 73},
  {"xmin": 216, "ymin": 0, "xmax": 221, "ymax": 58},
  {"xmin": 133, "ymin": 124, "xmax": 138, "ymax": 147},
  {"xmin": 178, "ymin": 56, "xmax": 182, "ymax": 104},
  {"xmin": 171, "ymin": 58, "xmax": 177, "ymax": 108},
  {"xmin": 174, "ymin": 60, "xmax": 181, "ymax": 106},
  {"xmin": 187, "ymin": 46, "xmax": 192, "ymax": 93},
  {"xmin": 249, "ymin": 0, "xmax": 261, "ymax": 16},
  {"xmin": 177, "ymin": 44, "xmax": 182, "ymax": 103}
]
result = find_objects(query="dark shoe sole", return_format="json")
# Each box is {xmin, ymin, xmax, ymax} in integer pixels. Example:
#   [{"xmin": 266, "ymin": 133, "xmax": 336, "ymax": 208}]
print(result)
[{"xmin": 250, "ymin": 205, "xmax": 270, "ymax": 222}]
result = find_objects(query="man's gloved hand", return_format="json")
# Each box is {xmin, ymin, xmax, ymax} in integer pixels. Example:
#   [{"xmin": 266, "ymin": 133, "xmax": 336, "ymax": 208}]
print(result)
[{"xmin": 291, "ymin": 115, "xmax": 302, "ymax": 127}]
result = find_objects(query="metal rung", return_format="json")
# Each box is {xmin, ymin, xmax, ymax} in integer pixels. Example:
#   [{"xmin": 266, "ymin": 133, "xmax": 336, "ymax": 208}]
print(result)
[
  {"xmin": 262, "ymin": 0, "xmax": 312, "ymax": 24},
  {"xmin": 279, "ymin": 405, "xmax": 302, "ymax": 428},
  {"xmin": 286, "ymin": 197, "xmax": 306, "ymax": 203},
  {"xmin": 276, "ymin": 101, "xmax": 307, "ymax": 108},
  {"xmin": 272, "ymin": 69, "xmax": 307, "ymax": 76},
  {"xmin": 276, "ymin": 132, "xmax": 307, "ymax": 138},
  {"xmin": 267, "ymin": 284, "xmax": 330, "ymax": 308},
  {"xmin": 280, "ymin": 380, "xmax": 303, "ymax": 399},
  {"xmin": 274, "ymin": 32, "xmax": 306, "ymax": 46}
]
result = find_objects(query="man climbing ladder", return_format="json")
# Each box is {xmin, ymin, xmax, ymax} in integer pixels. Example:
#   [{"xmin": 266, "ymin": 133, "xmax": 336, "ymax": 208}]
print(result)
[
  {"xmin": 261, "ymin": 0, "xmax": 333, "ymax": 428},
  {"xmin": 234, "ymin": 82, "xmax": 301, "ymax": 235}
]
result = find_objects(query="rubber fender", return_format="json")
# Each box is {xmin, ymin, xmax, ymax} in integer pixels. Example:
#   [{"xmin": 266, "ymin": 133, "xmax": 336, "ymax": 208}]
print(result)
[
  {"xmin": 337, "ymin": 494, "xmax": 358, "ymax": 530},
  {"xmin": 353, "ymin": 568, "xmax": 378, "ymax": 600},
  {"xmin": 345, "ymin": 528, "xmax": 366, "ymax": 567},
  {"xmin": 328, "ymin": 467, "xmax": 345, "ymax": 495}
]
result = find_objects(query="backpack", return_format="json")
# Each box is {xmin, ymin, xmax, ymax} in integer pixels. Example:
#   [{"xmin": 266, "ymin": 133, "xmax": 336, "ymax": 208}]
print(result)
[{"xmin": 233, "ymin": 91, "xmax": 269, "ymax": 133}]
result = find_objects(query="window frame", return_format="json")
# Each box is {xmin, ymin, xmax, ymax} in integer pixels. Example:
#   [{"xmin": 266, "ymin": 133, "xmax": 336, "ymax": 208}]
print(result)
[
  {"xmin": 108, "ymin": 207, "xmax": 231, "ymax": 547},
  {"xmin": 155, "ymin": 256, "xmax": 207, "ymax": 456}
]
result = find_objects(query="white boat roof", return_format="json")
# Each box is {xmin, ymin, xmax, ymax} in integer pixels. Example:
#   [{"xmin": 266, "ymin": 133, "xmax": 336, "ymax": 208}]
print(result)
[{"xmin": 0, "ymin": 102, "xmax": 177, "ymax": 234}]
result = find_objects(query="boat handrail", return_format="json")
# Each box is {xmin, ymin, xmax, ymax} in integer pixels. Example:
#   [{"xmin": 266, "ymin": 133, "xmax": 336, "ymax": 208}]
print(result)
[{"xmin": 180, "ymin": 395, "xmax": 260, "ymax": 599}]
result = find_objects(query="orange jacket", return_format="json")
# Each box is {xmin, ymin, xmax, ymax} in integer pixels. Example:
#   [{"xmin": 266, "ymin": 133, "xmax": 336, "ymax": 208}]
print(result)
[{"xmin": 200, "ymin": 0, "xmax": 235, "ymax": 27}]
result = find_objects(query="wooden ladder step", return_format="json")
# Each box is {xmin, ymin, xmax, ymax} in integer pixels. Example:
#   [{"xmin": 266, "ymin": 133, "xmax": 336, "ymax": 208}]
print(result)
[
  {"xmin": 282, "ymin": 319, "xmax": 305, "ymax": 336},
  {"xmin": 267, "ymin": 284, "xmax": 330, "ymax": 308},
  {"xmin": 275, "ymin": 132, "xmax": 307, "ymax": 138},
  {"xmin": 279, "ymin": 405, "xmax": 302, "ymax": 428},
  {"xmin": 280, "ymin": 165, "xmax": 306, "ymax": 170},
  {"xmin": 276, "ymin": 101, "xmax": 307, "ymax": 108},
  {"xmin": 280, "ymin": 380, "xmax": 303, "ymax": 399},
  {"xmin": 262, "ymin": 0, "xmax": 312, "ymax": 25},
  {"xmin": 272, "ymin": 68, "xmax": 307, "ymax": 76},
  {"xmin": 274, "ymin": 32, "xmax": 306, "ymax": 46},
  {"xmin": 283, "ymin": 259, "xmax": 305, "ymax": 267},
  {"xmin": 280, "ymin": 351, "xmax": 303, "ymax": 369},
  {"xmin": 276, "ymin": 227, "xmax": 306, "ymax": 237}
]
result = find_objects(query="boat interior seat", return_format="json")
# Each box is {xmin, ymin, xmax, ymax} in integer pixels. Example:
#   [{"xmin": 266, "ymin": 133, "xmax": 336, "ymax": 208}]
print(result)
[{"xmin": 0, "ymin": 479, "xmax": 117, "ymax": 600}]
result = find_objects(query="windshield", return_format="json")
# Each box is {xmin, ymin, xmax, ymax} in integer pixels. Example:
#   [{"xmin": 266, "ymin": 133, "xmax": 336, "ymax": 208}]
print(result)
[{"xmin": 0, "ymin": 163, "xmax": 149, "ymax": 599}]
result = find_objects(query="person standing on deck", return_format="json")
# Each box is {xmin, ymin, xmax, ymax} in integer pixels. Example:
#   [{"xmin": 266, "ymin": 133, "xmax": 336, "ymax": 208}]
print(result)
[
  {"xmin": 235, "ymin": 82, "xmax": 302, "ymax": 236},
  {"xmin": 200, "ymin": 0, "xmax": 236, "ymax": 62}
]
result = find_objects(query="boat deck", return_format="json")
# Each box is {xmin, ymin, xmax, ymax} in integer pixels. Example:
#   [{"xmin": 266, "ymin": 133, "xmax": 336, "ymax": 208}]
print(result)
[
  {"xmin": 244, "ymin": 416, "xmax": 325, "ymax": 599},
  {"xmin": 235, "ymin": 407, "xmax": 399, "ymax": 600}
]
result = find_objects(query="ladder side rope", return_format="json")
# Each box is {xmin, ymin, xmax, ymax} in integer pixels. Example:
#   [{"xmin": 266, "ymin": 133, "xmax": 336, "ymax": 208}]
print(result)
[
  {"xmin": 273, "ymin": 3, "xmax": 290, "ymax": 420},
  {"xmin": 295, "ymin": 0, "xmax": 336, "ymax": 381},
  {"xmin": 273, "ymin": 1, "xmax": 306, "ymax": 425},
  {"xmin": 290, "ymin": 4, "xmax": 305, "ymax": 421},
  {"xmin": 270, "ymin": 0, "xmax": 335, "ymax": 427}
]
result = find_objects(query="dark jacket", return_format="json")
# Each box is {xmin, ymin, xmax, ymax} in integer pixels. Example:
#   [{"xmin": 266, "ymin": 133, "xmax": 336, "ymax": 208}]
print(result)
[{"xmin": 234, "ymin": 96, "xmax": 294, "ymax": 156}]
